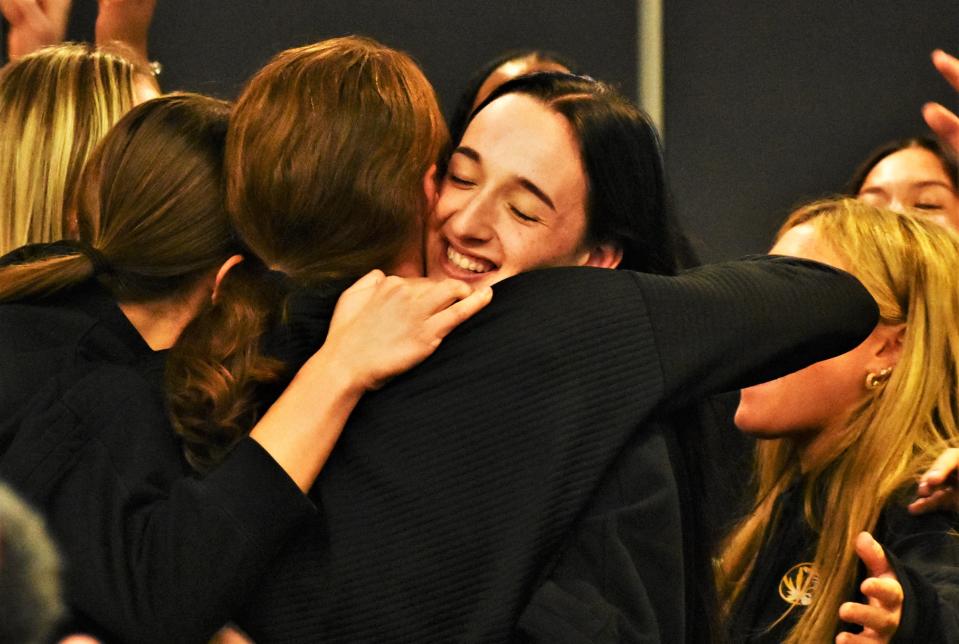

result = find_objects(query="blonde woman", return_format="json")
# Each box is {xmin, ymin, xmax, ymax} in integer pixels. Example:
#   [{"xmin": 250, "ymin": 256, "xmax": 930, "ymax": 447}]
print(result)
[
  {"xmin": 0, "ymin": 42, "xmax": 157, "ymax": 254},
  {"xmin": 720, "ymin": 198, "xmax": 959, "ymax": 643}
]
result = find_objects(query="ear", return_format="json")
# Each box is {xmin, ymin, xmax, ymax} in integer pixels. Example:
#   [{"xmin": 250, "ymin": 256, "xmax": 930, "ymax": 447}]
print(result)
[
  {"xmin": 212, "ymin": 254, "xmax": 245, "ymax": 303},
  {"xmin": 871, "ymin": 322, "xmax": 906, "ymax": 369},
  {"xmin": 580, "ymin": 242, "xmax": 624, "ymax": 270},
  {"xmin": 423, "ymin": 164, "xmax": 440, "ymax": 211}
]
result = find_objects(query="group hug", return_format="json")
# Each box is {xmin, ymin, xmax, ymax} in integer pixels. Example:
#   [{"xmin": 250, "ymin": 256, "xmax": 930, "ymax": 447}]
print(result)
[{"xmin": 0, "ymin": 1, "xmax": 958, "ymax": 642}]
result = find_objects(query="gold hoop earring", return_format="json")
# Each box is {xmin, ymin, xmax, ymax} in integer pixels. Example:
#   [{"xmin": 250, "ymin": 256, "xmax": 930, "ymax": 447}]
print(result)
[{"xmin": 865, "ymin": 366, "xmax": 893, "ymax": 390}]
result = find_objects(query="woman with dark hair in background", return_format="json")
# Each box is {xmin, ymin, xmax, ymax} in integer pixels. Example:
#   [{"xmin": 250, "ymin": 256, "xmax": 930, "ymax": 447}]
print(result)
[
  {"xmin": 166, "ymin": 37, "xmax": 877, "ymax": 642},
  {"xmin": 0, "ymin": 92, "xmax": 487, "ymax": 642},
  {"xmin": 445, "ymin": 49, "xmax": 575, "ymax": 150},
  {"xmin": 846, "ymin": 136, "xmax": 959, "ymax": 230}
]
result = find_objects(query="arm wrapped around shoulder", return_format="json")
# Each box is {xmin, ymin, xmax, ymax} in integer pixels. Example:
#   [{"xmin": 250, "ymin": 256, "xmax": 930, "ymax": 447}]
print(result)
[{"xmin": 637, "ymin": 255, "xmax": 879, "ymax": 407}]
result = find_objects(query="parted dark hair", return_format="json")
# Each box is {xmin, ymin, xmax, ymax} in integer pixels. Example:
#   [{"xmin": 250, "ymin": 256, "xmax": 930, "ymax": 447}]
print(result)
[
  {"xmin": 460, "ymin": 72, "xmax": 695, "ymax": 274},
  {"xmin": 0, "ymin": 92, "xmax": 235, "ymax": 304},
  {"xmin": 446, "ymin": 49, "xmax": 575, "ymax": 156},
  {"xmin": 168, "ymin": 36, "xmax": 448, "ymax": 471},
  {"xmin": 845, "ymin": 136, "xmax": 959, "ymax": 194}
]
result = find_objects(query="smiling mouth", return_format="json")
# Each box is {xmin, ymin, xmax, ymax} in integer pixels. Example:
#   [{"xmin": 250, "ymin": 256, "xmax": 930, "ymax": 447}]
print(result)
[{"xmin": 446, "ymin": 244, "xmax": 495, "ymax": 274}]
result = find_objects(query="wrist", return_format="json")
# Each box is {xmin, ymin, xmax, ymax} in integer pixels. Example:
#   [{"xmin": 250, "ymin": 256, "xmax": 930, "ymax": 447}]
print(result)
[{"xmin": 296, "ymin": 343, "xmax": 370, "ymax": 401}]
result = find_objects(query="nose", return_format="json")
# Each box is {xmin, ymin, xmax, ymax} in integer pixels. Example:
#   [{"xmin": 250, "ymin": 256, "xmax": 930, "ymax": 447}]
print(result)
[
  {"xmin": 446, "ymin": 189, "xmax": 496, "ymax": 245},
  {"xmin": 886, "ymin": 195, "xmax": 906, "ymax": 214}
]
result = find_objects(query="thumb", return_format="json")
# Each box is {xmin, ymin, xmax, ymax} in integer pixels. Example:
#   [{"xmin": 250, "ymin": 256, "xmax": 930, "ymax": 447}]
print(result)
[{"xmin": 855, "ymin": 531, "xmax": 892, "ymax": 578}]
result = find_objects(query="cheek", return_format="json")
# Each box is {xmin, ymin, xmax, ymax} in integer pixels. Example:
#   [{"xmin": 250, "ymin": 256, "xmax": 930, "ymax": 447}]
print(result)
[
  {"xmin": 735, "ymin": 362, "xmax": 864, "ymax": 437},
  {"xmin": 431, "ymin": 190, "xmax": 458, "ymax": 228},
  {"xmin": 944, "ymin": 196, "xmax": 959, "ymax": 229},
  {"xmin": 509, "ymin": 225, "xmax": 588, "ymax": 270}
]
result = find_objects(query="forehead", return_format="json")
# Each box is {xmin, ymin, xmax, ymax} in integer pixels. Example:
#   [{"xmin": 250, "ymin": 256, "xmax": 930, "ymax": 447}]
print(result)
[
  {"xmin": 461, "ymin": 93, "xmax": 586, "ymax": 194},
  {"xmin": 862, "ymin": 147, "xmax": 954, "ymax": 189},
  {"xmin": 771, "ymin": 222, "xmax": 847, "ymax": 271}
]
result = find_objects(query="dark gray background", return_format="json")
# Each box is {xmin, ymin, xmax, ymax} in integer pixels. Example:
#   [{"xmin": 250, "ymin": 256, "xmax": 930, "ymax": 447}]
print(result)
[{"xmin": 61, "ymin": 1, "xmax": 958, "ymax": 262}]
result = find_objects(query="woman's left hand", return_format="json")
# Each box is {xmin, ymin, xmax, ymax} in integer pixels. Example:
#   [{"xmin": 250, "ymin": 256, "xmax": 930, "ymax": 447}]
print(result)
[{"xmin": 836, "ymin": 532, "xmax": 903, "ymax": 643}]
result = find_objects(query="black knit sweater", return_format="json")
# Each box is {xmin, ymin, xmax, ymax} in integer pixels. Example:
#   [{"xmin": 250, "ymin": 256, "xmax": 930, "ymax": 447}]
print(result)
[{"xmin": 235, "ymin": 258, "xmax": 878, "ymax": 642}]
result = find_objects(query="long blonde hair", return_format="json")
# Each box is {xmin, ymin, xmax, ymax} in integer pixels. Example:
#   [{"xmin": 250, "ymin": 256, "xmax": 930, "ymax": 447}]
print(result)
[
  {"xmin": 0, "ymin": 43, "xmax": 142, "ymax": 255},
  {"xmin": 718, "ymin": 198, "xmax": 959, "ymax": 643}
]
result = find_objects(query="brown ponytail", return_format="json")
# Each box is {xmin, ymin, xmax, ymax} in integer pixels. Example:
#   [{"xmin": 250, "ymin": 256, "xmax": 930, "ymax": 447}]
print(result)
[
  {"xmin": 166, "ymin": 259, "xmax": 289, "ymax": 473},
  {"xmin": 0, "ymin": 93, "xmax": 234, "ymax": 307},
  {"xmin": 0, "ymin": 252, "xmax": 94, "ymax": 302}
]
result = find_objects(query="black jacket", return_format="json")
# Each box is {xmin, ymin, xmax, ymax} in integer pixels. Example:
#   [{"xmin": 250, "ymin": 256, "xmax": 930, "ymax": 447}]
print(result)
[
  {"xmin": 235, "ymin": 258, "xmax": 878, "ymax": 643},
  {"xmin": 727, "ymin": 483, "xmax": 959, "ymax": 643},
  {"xmin": 0, "ymin": 279, "xmax": 314, "ymax": 643}
]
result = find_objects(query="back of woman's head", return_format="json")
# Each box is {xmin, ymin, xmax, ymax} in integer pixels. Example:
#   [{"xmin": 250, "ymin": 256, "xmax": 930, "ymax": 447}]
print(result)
[
  {"xmin": 0, "ymin": 43, "xmax": 141, "ymax": 255},
  {"xmin": 455, "ymin": 72, "xmax": 692, "ymax": 274},
  {"xmin": 226, "ymin": 35, "xmax": 448, "ymax": 285},
  {"xmin": 0, "ymin": 92, "xmax": 234, "ymax": 303}
]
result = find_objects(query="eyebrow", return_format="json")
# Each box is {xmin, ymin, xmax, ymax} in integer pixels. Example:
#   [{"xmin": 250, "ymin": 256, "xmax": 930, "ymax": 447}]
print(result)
[
  {"xmin": 861, "ymin": 180, "xmax": 955, "ymax": 193},
  {"xmin": 453, "ymin": 145, "xmax": 557, "ymax": 211}
]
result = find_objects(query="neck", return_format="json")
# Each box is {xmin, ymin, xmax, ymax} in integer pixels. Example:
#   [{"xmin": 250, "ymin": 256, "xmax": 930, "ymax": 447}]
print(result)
[
  {"xmin": 795, "ymin": 420, "xmax": 846, "ymax": 474},
  {"xmin": 118, "ymin": 286, "xmax": 208, "ymax": 351}
]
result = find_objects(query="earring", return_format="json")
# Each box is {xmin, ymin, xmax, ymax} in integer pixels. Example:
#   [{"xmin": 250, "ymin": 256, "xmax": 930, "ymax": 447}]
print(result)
[{"xmin": 865, "ymin": 366, "xmax": 893, "ymax": 390}]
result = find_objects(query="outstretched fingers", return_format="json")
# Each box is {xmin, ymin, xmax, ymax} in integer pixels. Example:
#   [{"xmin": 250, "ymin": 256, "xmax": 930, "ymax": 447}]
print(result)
[
  {"xmin": 925, "ymin": 50, "xmax": 959, "ymax": 151},
  {"xmin": 837, "ymin": 533, "xmax": 902, "ymax": 643}
]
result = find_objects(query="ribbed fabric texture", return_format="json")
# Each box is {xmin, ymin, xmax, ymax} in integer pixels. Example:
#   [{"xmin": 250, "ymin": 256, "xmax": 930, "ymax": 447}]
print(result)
[{"xmin": 237, "ymin": 259, "xmax": 877, "ymax": 642}]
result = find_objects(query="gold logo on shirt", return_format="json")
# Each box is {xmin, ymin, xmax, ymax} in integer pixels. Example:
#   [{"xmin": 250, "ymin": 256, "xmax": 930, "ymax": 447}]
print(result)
[{"xmin": 778, "ymin": 562, "xmax": 818, "ymax": 606}]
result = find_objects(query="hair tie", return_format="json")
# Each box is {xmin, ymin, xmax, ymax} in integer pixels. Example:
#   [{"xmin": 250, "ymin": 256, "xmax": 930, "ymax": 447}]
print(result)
[{"xmin": 60, "ymin": 239, "xmax": 112, "ymax": 276}]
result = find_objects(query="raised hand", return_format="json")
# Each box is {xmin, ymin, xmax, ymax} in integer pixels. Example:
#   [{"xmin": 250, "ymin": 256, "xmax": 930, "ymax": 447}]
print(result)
[
  {"xmin": 923, "ymin": 49, "xmax": 959, "ymax": 152},
  {"xmin": 909, "ymin": 447, "xmax": 959, "ymax": 515},
  {"xmin": 836, "ymin": 532, "xmax": 903, "ymax": 644},
  {"xmin": 0, "ymin": 0, "xmax": 72, "ymax": 59},
  {"xmin": 95, "ymin": 0, "xmax": 157, "ymax": 63}
]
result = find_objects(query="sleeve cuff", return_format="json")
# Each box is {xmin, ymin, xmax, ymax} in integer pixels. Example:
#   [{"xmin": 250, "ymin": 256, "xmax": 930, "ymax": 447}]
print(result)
[{"xmin": 201, "ymin": 437, "xmax": 318, "ymax": 541}]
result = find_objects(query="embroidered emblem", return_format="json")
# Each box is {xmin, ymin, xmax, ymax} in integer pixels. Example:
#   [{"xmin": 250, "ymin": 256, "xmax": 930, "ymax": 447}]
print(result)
[{"xmin": 778, "ymin": 562, "xmax": 819, "ymax": 606}]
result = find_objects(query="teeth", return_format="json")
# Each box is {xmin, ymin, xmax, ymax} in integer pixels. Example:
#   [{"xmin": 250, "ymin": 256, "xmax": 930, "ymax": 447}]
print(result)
[{"xmin": 447, "ymin": 245, "xmax": 493, "ymax": 273}]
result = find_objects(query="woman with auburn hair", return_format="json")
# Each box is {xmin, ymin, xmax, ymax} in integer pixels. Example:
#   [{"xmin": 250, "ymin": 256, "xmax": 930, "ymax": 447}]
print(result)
[
  {"xmin": 0, "ymin": 92, "xmax": 486, "ymax": 642},
  {"xmin": 0, "ymin": 42, "xmax": 159, "ymax": 255},
  {"xmin": 721, "ymin": 198, "xmax": 959, "ymax": 643},
  {"xmin": 167, "ymin": 36, "xmax": 878, "ymax": 641}
]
